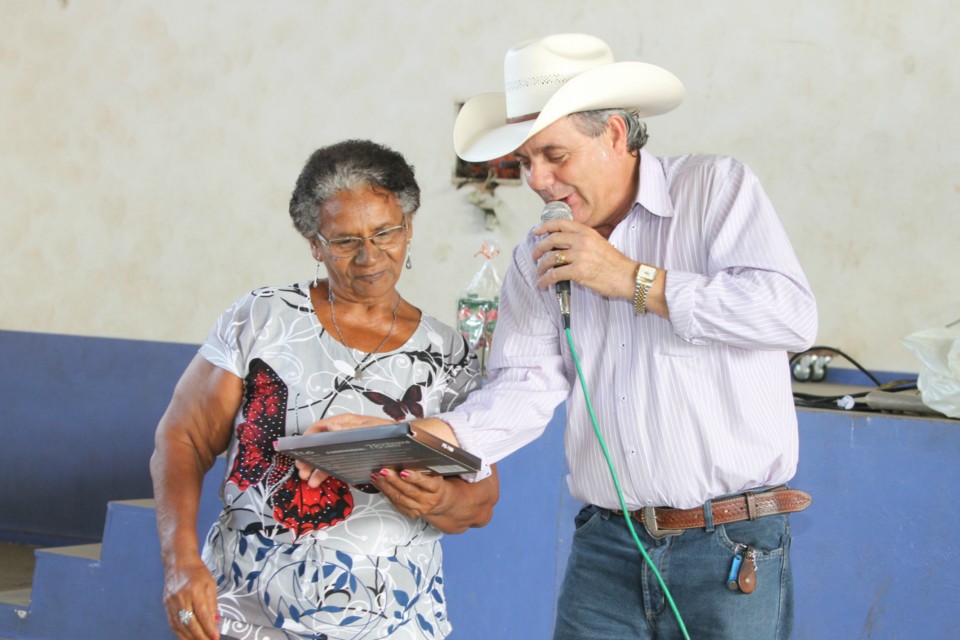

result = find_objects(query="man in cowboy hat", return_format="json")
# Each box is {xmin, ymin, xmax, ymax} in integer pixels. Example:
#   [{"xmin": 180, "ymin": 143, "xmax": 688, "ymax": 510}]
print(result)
[
  {"xmin": 305, "ymin": 33, "xmax": 818, "ymax": 639},
  {"xmin": 440, "ymin": 33, "xmax": 817, "ymax": 639}
]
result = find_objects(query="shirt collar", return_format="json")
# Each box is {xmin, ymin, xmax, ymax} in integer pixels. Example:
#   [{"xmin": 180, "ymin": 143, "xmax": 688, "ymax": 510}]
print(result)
[{"xmin": 633, "ymin": 148, "xmax": 675, "ymax": 219}]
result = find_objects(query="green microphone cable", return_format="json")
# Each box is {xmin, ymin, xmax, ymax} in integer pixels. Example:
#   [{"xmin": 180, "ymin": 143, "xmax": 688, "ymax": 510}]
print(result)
[{"xmin": 565, "ymin": 327, "xmax": 691, "ymax": 640}]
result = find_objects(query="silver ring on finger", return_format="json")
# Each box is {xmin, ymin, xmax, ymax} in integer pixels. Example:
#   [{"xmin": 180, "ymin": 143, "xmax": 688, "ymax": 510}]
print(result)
[{"xmin": 178, "ymin": 609, "xmax": 194, "ymax": 625}]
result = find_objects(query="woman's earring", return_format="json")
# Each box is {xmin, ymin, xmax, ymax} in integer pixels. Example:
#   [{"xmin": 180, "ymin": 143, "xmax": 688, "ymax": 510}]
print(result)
[
  {"xmin": 314, "ymin": 261, "xmax": 322, "ymax": 287},
  {"xmin": 405, "ymin": 245, "xmax": 412, "ymax": 270}
]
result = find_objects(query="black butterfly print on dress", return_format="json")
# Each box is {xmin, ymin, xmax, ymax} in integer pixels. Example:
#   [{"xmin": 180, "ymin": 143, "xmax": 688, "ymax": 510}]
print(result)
[{"xmin": 362, "ymin": 384, "xmax": 425, "ymax": 421}]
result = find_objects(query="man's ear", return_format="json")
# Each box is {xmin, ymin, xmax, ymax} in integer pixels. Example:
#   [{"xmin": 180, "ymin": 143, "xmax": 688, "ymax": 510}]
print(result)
[{"xmin": 607, "ymin": 114, "xmax": 631, "ymax": 155}]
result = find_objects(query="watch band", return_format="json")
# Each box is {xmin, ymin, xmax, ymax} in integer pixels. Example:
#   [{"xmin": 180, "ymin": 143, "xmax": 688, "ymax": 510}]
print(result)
[{"xmin": 633, "ymin": 263, "xmax": 657, "ymax": 315}]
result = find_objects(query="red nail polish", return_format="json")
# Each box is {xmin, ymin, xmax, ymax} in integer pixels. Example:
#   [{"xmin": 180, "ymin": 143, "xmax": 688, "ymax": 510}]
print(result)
[
  {"xmin": 380, "ymin": 468, "xmax": 390, "ymax": 477},
  {"xmin": 399, "ymin": 470, "xmax": 411, "ymax": 478}
]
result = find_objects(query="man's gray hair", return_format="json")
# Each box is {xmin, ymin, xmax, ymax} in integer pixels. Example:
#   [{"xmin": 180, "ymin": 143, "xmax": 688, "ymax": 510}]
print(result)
[{"xmin": 569, "ymin": 108, "xmax": 649, "ymax": 153}]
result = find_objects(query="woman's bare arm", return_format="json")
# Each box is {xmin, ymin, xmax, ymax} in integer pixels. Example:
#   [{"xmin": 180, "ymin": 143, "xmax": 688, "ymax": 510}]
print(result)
[{"xmin": 150, "ymin": 354, "xmax": 241, "ymax": 639}]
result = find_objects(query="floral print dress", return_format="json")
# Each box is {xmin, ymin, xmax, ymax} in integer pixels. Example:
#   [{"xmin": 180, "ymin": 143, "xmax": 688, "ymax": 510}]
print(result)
[{"xmin": 197, "ymin": 283, "xmax": 480, "ymax": 640}]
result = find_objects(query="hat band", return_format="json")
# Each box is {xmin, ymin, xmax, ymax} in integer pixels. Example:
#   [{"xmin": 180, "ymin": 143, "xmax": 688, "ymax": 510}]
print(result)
[
  {"xmin": 504, "ymin": 70, "xmax": 582, "ymax": 126},
  {"xmin": 506, "ymin": 111, "xmax": 540, "ymax": 125}
]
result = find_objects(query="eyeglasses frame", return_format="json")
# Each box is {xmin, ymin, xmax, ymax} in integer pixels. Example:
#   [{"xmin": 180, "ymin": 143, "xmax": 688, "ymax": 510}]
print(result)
[{"xmin": 315, "ymin": 221, "xmax": 408, "ymax": 259}]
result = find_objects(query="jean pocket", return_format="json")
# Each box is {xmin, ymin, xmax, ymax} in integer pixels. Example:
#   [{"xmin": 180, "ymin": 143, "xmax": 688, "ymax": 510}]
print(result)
[
  {"xmin": 717, "ymin": 515, "xmax": 790, "ymax": 559},
  {"xmin": 572, "ymin": 505, "xmax": 604, "ymax": 536}
]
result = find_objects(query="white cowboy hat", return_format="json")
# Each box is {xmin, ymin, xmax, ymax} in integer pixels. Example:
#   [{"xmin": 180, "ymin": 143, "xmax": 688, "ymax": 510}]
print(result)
[{"xmin": 454, "ymin": 33, "xmax": 685, "ymax": 162}]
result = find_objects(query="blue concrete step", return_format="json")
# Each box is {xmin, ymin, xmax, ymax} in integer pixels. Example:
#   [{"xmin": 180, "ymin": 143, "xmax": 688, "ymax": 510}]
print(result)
[
  {"xmin": 0, "ymin": 503, "xmax": 169, "ymax": 640},
  {"xmin": 0, "ymin": 461, "xmax": 226, "ymax": 640}
]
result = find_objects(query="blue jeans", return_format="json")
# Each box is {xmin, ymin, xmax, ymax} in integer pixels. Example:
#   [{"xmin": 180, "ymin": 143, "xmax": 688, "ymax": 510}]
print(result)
[{"xmin": 553, "ymin": 505, "xmax": 794, "ymax": 640}]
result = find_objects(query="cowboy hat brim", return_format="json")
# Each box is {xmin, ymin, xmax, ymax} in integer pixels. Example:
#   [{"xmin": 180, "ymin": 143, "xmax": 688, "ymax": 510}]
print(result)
[{"xmin": 454, "ymin": 61, "xmax": 684, "ymax": 163}]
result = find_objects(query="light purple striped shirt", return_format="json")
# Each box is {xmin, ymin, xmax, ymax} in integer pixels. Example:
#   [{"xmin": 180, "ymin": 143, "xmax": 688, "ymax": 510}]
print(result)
[{"xmin": 438, "ymin": 149, "xmax": 818, "ymax": 510}]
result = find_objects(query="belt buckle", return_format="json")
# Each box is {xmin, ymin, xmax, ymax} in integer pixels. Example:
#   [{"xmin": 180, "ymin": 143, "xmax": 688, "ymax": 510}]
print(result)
[{"xmin": 642, "ymin": 507, "xmax": 682, "ymax": 539}]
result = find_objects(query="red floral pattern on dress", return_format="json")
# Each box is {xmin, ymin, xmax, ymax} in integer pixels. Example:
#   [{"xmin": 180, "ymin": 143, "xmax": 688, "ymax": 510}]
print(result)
[
  {"xmin": 227, "ymin": 358, "xmax": 353, "ymax": 537},
  {"xmin": 271, "ymin": 473, "xmax": 353, "ymax": 535}
]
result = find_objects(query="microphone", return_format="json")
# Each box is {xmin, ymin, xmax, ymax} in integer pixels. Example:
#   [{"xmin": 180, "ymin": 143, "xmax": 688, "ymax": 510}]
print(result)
[{"xmin": 540, "ymin": 201, "xmax": 573, "ymax": 328}]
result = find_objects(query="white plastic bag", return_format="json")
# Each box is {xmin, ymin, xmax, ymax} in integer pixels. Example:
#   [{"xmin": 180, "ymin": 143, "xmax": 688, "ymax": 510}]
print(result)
[{"xmin": 901, "ymin": 327, "xmax": 960, "ymax": 418}]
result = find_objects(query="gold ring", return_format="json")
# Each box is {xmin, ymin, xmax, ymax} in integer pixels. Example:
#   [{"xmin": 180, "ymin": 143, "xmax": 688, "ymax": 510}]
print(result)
[{"xmin": 555, "ymin": 252, "xmax": 567, "ymax": 266}]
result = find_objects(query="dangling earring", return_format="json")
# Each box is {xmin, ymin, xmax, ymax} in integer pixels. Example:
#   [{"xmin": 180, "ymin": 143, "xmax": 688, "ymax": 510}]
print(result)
[
  {"xmin": 314, "ymin": 261, "xmax": 322, "ymax": 287},
  {"xmin": 405, "ymin": 244, "xmax": 412, "ymax": 270}
]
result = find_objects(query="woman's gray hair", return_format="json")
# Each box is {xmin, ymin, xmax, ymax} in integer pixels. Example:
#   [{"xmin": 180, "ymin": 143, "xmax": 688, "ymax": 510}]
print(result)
[
  {"xmin": 289, "ymin": 139, "xmax": 420, "ymax": 239},
  {"xmin": 569, "ymin": 108, "xmax": 649, "ymax": 153}
]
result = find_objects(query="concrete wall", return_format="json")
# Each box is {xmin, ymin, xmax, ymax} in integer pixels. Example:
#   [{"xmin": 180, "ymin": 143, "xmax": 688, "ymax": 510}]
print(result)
[{"xmin": 2, "ymin": 1, "xmax": 957, "ymax": 373}]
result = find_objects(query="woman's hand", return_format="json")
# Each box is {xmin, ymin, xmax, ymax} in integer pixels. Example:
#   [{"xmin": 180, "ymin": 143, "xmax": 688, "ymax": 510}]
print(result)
[
  {"xmin": 371, "ymin": 468, "xmax": 447, "ymax": 520},
  {"xmin": 162, "ymin": 555, "xmax": 221, "ymax": 640},
  {"xmin": 372, "ymin": 465, "xmax": 500, "ymax": 534},
  {"xmin": 294, "ymin": 414, "xmax": 393, "ymax": 487}
]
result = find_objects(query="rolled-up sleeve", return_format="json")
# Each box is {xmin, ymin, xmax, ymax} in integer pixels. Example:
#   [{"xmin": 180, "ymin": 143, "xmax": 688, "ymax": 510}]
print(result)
[{"xmin": 664, "ymin": 156, "xmax": 818, "ymax": 352}]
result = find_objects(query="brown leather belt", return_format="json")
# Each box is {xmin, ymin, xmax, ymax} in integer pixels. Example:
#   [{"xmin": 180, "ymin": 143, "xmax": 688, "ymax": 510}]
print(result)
[{"xmin": 614, "ymin": 486, "xmax": 812, "ymax": 539}]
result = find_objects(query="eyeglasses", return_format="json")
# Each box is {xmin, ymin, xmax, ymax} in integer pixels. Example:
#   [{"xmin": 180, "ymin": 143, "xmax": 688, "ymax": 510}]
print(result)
[{"xmin": 315, "ymin": 223, "xmax": 407, "ymax": 258}]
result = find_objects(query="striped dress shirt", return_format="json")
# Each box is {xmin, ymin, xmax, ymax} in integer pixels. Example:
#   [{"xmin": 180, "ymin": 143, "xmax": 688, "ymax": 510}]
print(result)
[{"xmin": 438, "ymin": 149, "xmax": 818, "ymax": 510}]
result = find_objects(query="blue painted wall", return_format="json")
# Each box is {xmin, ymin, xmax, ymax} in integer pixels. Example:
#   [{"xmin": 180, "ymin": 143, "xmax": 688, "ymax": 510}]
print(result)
[
  {"xmin": 789, "ymin": 410, "xmax": 959, "ymax": 638},
  {"xmin": 1, "ymin": 329, "xmax": 958, "ymax": 638},
  {"xmin": 0, "ymin": 330, "xmax": 198, "ymax": 545}
]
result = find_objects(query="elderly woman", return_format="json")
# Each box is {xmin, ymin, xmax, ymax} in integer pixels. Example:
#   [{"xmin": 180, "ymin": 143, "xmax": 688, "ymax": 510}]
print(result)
[{"xmin": 150, "ymin": 139, "xmax": 498, "ymax": 640}]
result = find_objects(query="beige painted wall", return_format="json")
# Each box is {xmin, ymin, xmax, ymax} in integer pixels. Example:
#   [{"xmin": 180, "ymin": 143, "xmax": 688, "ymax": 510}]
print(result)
[{"xmin": 2, "ymin": 0, "xmax": 957, "ymax": 373}]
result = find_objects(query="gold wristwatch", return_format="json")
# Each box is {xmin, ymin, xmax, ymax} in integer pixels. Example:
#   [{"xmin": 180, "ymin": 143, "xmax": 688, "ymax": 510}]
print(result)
[{"xmin": 633, "ymin": 263, "xmax": 657, "ymax": 315}]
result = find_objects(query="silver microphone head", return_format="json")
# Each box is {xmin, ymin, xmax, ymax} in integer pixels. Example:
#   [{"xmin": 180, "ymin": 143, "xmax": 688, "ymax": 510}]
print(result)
[{"xmin": 541, "ymin": 201, "xmax": 573, "ymax": 223}]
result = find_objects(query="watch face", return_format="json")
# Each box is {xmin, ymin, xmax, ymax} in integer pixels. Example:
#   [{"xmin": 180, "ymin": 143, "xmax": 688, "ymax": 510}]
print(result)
[{"xmin": 638, "ymin": 265, "xmax": 657, "ymax": 283}]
